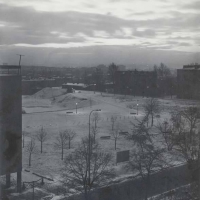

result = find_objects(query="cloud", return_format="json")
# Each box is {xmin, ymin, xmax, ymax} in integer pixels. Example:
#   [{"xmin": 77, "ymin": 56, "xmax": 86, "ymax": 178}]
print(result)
[
  {"xmin": 183, "ymin": 1, "xmax": 200, "ymax": 10},
  {"xmin": 0, "ymin": 4, "xmax": 135, "ymax": 37},
  {"xmin": 0, "ymin": 1, "xmax": 199, "ymax": 54},
  {"xmin": 166, "ymin": 41, "xmax": 192, "ymax": 47},
  {"xmin": 82, "ymin": 2, "xmax": 96, "ymax": 8},
  {"xmin": 0, "ymin": 26, "xmax": 86, "ymax": 45},
  {"xmin": 133, "ymin": 29, "xmax": 156, "ymax": 37}
]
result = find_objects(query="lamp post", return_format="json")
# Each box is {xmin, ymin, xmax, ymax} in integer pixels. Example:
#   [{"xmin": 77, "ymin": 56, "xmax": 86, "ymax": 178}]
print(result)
[
  {"xmin": 137, "ymin": 103, "xmax": 139, "ymax": 115},
  {"xmin": 76, "ymin": 103, "xmax": 78, "ymax": 114},
  {"xmin": 88, "ymin": 109, "xmax": 101, "ymax": 186}
]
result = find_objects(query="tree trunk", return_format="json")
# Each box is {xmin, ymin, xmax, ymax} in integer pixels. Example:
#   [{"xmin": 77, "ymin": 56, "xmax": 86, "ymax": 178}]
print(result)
[
  {"xmin": 93, "ymin": 134, "xmax": 96, "ymax": 144},
  {"xmin": 61, "ymin": 147, "xmax": 64, "ymax": 160},
  {"xmin": 69, "ymin": 140, "xmax": 70, "ymax": 149},
  {"xmin": 151, "ymin": 114, "xmax": 154, "ymax": 126},
  {"xmin": 144, "ymin": 174, "xmax": 150, "ymax": 200},
  {"xmin": 29, "ymin": 153, "xmax": 31, "ymax": 166},
  {"xmin": 41, "ymin": 141, "xmax": 42, "ymax": 153},
  {"xmin": 84, "ymin": 187, "xmax": 89, "ymax": 200},
  {"xmin": 115, "ymin": 139, "xmax": 117, "ymax": 150}
]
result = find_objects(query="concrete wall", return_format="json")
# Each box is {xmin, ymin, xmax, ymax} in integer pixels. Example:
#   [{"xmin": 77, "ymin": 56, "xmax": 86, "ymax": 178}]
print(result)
[{"xmin": 62, "ymin": 164, "xmax": 192, "ymax": 200}]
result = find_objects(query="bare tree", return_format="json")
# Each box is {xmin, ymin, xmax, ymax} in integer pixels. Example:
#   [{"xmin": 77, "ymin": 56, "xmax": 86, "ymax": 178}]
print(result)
[
  {"xmin": 154, "ymin": 63, "xmax": 174, "ymax": 98},
  {"xmin": 93, "ymin": 68, "xmax": 105, "ymax": 95},
  {"xmin": 91, "ymin": 125, "xmax": 98, "ymax": 144},
  {"xmin": 170, "ymin": 107, "xmax": 200, "ymax": 163},
  {"xmin": 180, "ymin": 106, "xmax": 200, "ymax": 136},
  {"xmin": 156, "ymin": 120, "xmax": 176, "ymax": 151},
  {"xmin": 22, "ymin": 131, "xmax": 29, "ymax": 148},
  {"xmin": 128, "ymin": 116, "xmax": 168, "ymax": 200},
  {"xmin": 65, "ymin": 129, "xmax": 76, "ymax": 149},
  {"xmin": 62, "ymin": 138, "xmax": 114, "ymax": 200},
  {"xmin": 26, "ymin": 138, "xmax": 36, "ymax": 167},
  {"xmin": 110, "ymin": 124, "xmax": 120, "ymax": 150},
  {"xmin": 154, "ymin": 63, "xmax": 172, "ymax": 78},
  {"xmin": 108, "ymin": 63, "xmax": 118, "ymax": 95},
  {"xmin": 161, "ymin": 107, "xmax": 200, "ymax": 200},
  {"xmin": 92, "ymin": 112, "xmax": 101, "ymax": 129},
  {"xmin": 128, "ymin": 116, "xmax": 152, "ymax": 150},
  {"xmin": 156, "ymin": 107, "xmax": 200, "ymax": 200},
  {"xmin": 54, "ymin": 131, "xmax": 68, "ymax": 160},
  {"xmin": 36, "ymin": 126, "xmax": 48, "ymax": 153},
  {"xmin": 143, "ymin": 98, "xmax": 160, "ymax": 126},
  {"xmin": 110, "ymin": 115, "xmax": 117, "ymax": 131},
  {"xmin": 91, "ymin": 112, "xmax": 101, "ymax": 144},
  {"xmin": 128, "ymin": 146, "xmax": 167, "ymax": 200}
]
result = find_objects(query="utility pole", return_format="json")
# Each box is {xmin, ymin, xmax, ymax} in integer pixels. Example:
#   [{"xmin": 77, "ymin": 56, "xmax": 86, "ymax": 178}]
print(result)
[{"xmin": 17, "ymin": 54, "xmax": 24, "ymax": 66}]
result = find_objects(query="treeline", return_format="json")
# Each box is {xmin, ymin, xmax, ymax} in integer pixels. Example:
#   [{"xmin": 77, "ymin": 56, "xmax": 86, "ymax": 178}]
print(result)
[{"xmin": 21, "ymin": 63, "xmax": 177, "ymax": 97}]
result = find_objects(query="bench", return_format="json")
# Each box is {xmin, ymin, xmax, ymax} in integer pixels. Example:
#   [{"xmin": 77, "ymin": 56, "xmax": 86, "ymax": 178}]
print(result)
[
  {"xmin": 100, "ymin": 136, "xmax": 111, "ymax": 140},
  {"xmin": 119, "ymin": 131, "xmax": 129, "ymax": 136}
]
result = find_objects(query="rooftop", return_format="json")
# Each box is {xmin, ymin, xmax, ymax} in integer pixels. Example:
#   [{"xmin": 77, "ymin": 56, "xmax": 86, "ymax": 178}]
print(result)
[
  {"xmin": 183, "ymin": 64, "xmax": 200, "ymax": 70},
  {"xmin": 0, "ymin": 65, "xmax": 21, "ymax": 75}
]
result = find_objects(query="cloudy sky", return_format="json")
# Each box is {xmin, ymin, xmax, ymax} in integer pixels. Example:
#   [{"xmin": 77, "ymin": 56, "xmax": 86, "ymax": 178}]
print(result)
[{"xmin": 0, "ymin": 0, "xmax": 200, "ymax": 68}]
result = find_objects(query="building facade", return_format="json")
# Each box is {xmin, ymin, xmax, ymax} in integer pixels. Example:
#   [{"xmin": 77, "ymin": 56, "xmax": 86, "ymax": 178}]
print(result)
[
  {"xmin": 115, "ymin": 70, "xmax": 157, "ymax": 97},
  {"xmin": 0, "ymin": 65, "xmax": 22, "ymax": 191},
  {"xmin": 0, "ymin": 65, "xmax": 22, "ymax": 175},
  {"xmin": 177, "ymin": 64, "xmax": 200, "ymax": 100}
]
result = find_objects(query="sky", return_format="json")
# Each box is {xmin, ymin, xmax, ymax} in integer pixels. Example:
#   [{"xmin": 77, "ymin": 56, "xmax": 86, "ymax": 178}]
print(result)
[{"xmin": 0, "ymin": 0, "xmax": 200, "ymax": 68}]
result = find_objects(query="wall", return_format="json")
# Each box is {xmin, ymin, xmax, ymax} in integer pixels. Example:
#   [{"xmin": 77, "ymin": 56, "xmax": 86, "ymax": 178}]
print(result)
[{"xmin": 61, "ymin": 164, "xmax": 192, "ymax": 200}]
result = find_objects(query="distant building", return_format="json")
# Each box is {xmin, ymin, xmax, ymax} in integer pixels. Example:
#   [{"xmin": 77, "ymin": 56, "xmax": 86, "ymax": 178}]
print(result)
[
  {"xmin": 115, "ymin": 70, "xmax": 157, "ymax": 97},
  {"xmin": 62, "ymin": 83, "xmax": 86, "ymax": 92},
  {"xmin": 177, "ymin": 64, "xmax": 200, "ymax": 99},
  {"xmin": 22, "ymin": 77, "xmax": 67, "ymax": 95}
]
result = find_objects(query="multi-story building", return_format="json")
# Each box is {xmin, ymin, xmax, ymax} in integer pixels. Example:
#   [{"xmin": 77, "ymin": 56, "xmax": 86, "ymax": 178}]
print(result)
[
  {"xmin": 115, "ymin": 70, "xmax": 157, "ymax": 97},
  {"xmin": 177, "ymin": 64, "xmax": 200, "ymax": 100},
  {"xmin": 0, "ymin": 65, "xmax": 22, "ymax": 191}
]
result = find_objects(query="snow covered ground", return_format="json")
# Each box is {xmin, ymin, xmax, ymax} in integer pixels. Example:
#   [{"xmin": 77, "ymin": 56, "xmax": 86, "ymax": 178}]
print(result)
[
  {"xmin": 21, "ymin": 89, "xmax": 200, "ymax": 178},
  {"xmin": 4, "ymin": 88, "xmax": 199, "ymax": 199}
]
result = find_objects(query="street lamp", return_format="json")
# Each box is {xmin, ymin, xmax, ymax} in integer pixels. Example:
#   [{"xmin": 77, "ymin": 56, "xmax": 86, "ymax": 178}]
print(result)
[
  {"xmin": 76, "ymin": 103, "xmax": 78, "ymax": 114},
  {"xmin": 137, "ymin": 103, "xmax": 139, "ymax": 115},
  {"xmin": 88, "ymin": 109, "xmax": 101, "ymax": 186}
]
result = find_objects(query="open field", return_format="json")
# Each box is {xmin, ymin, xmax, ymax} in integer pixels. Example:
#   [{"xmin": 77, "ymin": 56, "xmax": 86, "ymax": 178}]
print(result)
[
  {"xmin": 2, "ymin": 87, "xmax": 199, "ymax": 199},
  {"xmin": 21, "ymin": 88, "xmax": 200, "ymax": 179}
]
